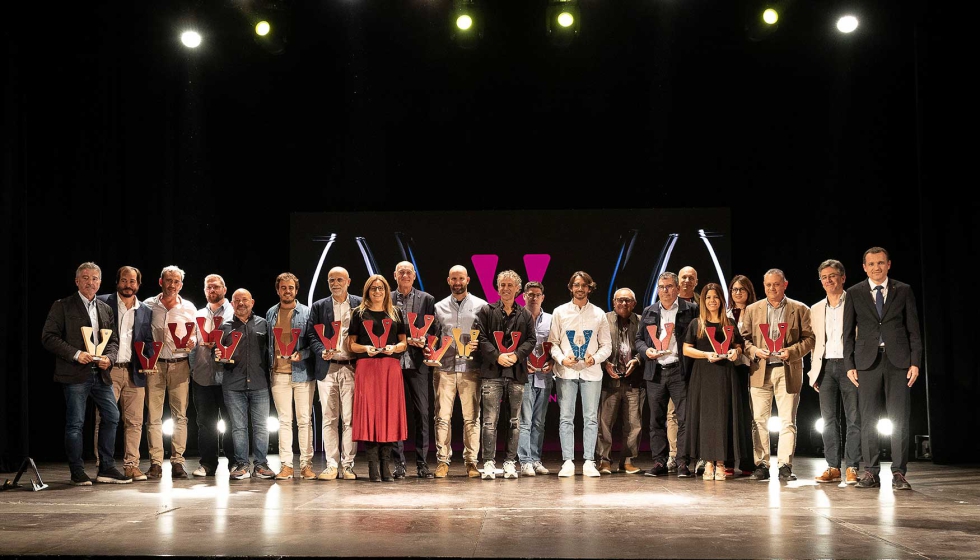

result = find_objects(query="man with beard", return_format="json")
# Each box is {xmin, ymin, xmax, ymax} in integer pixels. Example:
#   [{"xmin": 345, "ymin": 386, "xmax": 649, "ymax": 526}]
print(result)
[
  {"xmin": 190, "ymin": 273, "xmax": 236, "ymax": 477},
  {"xmin": 142, "ymin": 265, "xmax": 198, "ymax": 480},
  {"xmin": 94, "ymin": 266, "xmax": 154, "ymax": 481}
]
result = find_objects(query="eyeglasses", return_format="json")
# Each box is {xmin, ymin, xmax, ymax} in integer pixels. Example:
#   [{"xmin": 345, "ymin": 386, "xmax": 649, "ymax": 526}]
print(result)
[
  {"xmin": 369, "ymin": 285, "xmax": 386, "ymax": 292},
  {"xmin": 658, "ymin": 285, "xmax": 677, "ymax": 291},
  {"xmin": 731, "ymin": 287, "xmax": 746, "ymax": 293},
  {"xmin": 525, "ymin": 292, "xmax": 543, "ymax": 299},
  {"xmin": 615, "ymin": 298, "xmax": 635, "ymax": 304},
  {"xmin": 819, "ymin": 273, "xmax": 841, "ymax": 281}
]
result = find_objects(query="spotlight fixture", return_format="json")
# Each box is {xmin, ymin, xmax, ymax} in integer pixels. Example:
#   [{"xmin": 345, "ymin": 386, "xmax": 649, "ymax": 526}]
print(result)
[
  {"xmin": 876, "ymin": 418, "xmax": 893, "ymax": 436},
  {"xmin": 814, "ymin": 417, "xmax": 825, "ymax": 434},
  {"xmin": 762, "ymin": 8, "xmax": 779, "ymax": 25},
  {"xmin": 546, "ymin": 0, "xmax": 580, "ymax": 47},
  {"xmin": 267, "ymin": 416, "xmax": 281, "ymax": 432},
  {"xmin": 243, "ymin": 1, "xmax": 290, "ymax": 55},
  {"xmin": 745, "ymin": 3, "xmax": 779, "ymax": 41},
  {"xmin": 163, "ymin": 417, "xmax": 175, "ymax": 436},
  {"xmin": 836, "ymin": 14, "xmax": 859, "ymax": 33},
  {"xmin": 180, "ymin": 30, "xmax": 203, "ymax": 49},
  {"xmin": 451, "ymin": 0, "xmax": 483, "ymax": 49},
  {"xmin": 217, "ymin": 419, "xmax": 227, "ymax": 434},
  {"xmin": 767, "ymin": 416, "xmax": 782, "ymax": 433},
  {"xmin": 255, "ymin": 21, "xmax": 271, "ymax": 37}
]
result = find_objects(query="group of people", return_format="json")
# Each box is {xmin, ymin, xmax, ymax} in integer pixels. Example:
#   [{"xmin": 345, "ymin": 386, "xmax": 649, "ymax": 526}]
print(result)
[{"xmin": 42, "ymin": 246, "xmax": 921, "ymax": 491}]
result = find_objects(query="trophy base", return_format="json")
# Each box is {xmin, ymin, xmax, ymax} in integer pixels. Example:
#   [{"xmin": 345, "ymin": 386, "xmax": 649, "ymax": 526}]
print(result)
[
  {"xmin": 407, "ymin": 337, "xmax": 426, "ymax": 346},
  {"xmin": 459, "ymin": 356, "xmax": 474, "ymax": 361},
  {"xmin": 138, "ymin": 369, "xmax": 159, "ymax": 375},
  {"xmin": 278, "ymin": 355, "xmax": 293, "ymax": 360},
  {"xmin": 423, "ymin": 360, "xmax": 443, "ymax": 368},
  {"xmin": 214, "ymin": 358, "xmax": 235, "ymax": 364}
]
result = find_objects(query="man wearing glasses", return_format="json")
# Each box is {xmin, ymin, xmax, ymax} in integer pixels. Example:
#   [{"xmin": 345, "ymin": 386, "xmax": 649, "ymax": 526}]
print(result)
[{"xmin": 635, "ymin": 272, "xmax": 698, "ymax": 478}]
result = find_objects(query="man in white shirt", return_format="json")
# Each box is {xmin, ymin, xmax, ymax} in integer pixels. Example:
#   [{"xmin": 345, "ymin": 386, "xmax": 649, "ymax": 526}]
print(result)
[{"xmin": 548, "ymin": 271, "xmax": 612, "ymax": 477}]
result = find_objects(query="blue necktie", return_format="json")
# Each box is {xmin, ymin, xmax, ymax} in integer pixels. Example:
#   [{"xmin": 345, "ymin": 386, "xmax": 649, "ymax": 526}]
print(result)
[{"xmin": 874, "ymin": 285, "xmax": 884, "ymax": 319}]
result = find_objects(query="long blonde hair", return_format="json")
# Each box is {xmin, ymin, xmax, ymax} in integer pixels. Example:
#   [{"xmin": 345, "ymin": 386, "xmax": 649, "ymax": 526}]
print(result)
[
  {"xmin": 697, "ymin": 283, "xmax": 733, "ymax": 339},
  {"xmin": 358, "ymin": 274, "xmax": 401, "ymax": 322}
]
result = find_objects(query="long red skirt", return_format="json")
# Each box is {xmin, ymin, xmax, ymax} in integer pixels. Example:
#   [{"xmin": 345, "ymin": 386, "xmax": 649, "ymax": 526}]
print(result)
[{"xmin": 351, "ymin": 356, "xmax": 408, "ymax": 443}]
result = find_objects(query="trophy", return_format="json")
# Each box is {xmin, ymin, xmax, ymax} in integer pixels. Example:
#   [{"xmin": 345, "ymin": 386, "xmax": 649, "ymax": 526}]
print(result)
[
  {"xmin": 706, "ymin": 325, "xmax": 735, "ymax": 360},
  {"xmin": 214, "ymin": 331, "xmax": 243, "ymax": 364},
  {"xmin": 759, "ymin": 322, "xmax": 788, "ymax": 357},
  {"xmin": 646, "ymin": 323, "xmax": 675, "ymax": 356},
  {"xmin": 452, "ymin": 327, "xmax": 480, "ymax": 360},
  {"xmin": 168, "ymin": 322, "xmax": 195, "ymax": 354},
  {"xmin": 81, "ymin": 326, "xmax": 113, "ymax": 361},
  {"xmin": 273, "ymin": 327, "xmax": 302, "ymax": 359},
  {"xmin": 363, "ymin": 318, "xmax": 394, "ymax": 351},
  {"xmin": 407, "ymin": 313, "xmax": 435, "ymax": 345},
  {"xmin": 528, "ymin": 341, "xmax": 553, "ymax": 370},
  {"xmin": 493, "ymin": 331, "xmax": 522, "ymax": 354},
  {"xmin": 134, "ymin": 341, "xmax": 163, "ymax": 374},
  {"xmin": 424, "ymin": 334, "xmax": 454, "ymax": 368},
  {"xmin": 565, "ymin": 330, "xmax": 593, "ymax": 361},
  {"xmin": 313, "ymin": 321, "xmax": 342, "ymax": 353},
  {"xmin": 195, "ymin": 316, "xmax": 224, "ymax": 348}
]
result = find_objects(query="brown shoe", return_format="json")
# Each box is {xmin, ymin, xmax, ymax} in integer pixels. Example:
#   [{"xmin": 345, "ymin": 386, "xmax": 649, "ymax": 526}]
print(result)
[
  {"xmin": 845, "ymin": 467, "xmax": 859, "ymax": 485},
  {"xmin": 622, "ymin": 459, "xmax": 641, "ymax": 474},
  {"xmin": 317, "ymin": 465, "xmax": 338, "ymax": 480},
  {"xmin": 125, "ymin": 466, "xmax": 148, "ymax": 481},
  {"xmin": 300, "ymin": 465, "xmax": 317, "ymax": 480},
  {"xmin": 342, "ymin": 465, "xmax": 357, "ymax": 480},
  {"xmin": 466, "ymin": 462, "xmax": 480, "ymax": 478},
  {"xmin": 171, "ymin": 463, "xmax": 189, "ymax": 479},
  {"xmin": 815, "ymin": 467, "xmax": 842, "ymax": 483},
  {"xmin": 434, "ymin": 462, "xmax": 450, "ymax": 478},
  {"xmin": 598, "ymin": 460, "xmax": 612, "ymax": 474},
  {"xmin": 276, "ymin": 466, "xmax": 294, "ymax": 480},
  {"xmin": 147, "ymin": 463, "xmax": 163, "ymax": 479}
]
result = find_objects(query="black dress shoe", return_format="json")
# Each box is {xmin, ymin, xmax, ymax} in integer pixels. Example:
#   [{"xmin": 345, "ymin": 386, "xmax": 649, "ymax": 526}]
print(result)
[
  {"xmin": 892, "ymin": 472, "xmax": 912, "ymax": 490},
  {"xmin": 676, "ymin": 463, "xmax": 693, "ymax": 478},
  {"xmin": 393, "ymin": 463, "xmax": 407, "ymax": 479},
  {"xmin": 749, "ymin": 465, "xmax": 770, "ymax": 481},
  {"xmin": 417, "ymin": 462, "xmax": 434, "ymax": 479},
  {"xmin": 855, "ymin": 471, "xmax": 880, "ymax": 488},
  {"xmin": 778, "ymin": 465, "xmax": 797, "ymax": 481},
  {"xmin": 644, "ymin": 462, "xmax": 667, "ymax": 477}
]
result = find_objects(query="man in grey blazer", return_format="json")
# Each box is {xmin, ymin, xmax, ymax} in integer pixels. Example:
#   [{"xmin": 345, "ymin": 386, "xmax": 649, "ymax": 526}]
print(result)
[
  {"xmin": 41, "ymin": 262, "xmax": 130, "ymax": 485},
  {"xmin": 844, "ymin": 247, "xmax": 922, "ymax": 490}
]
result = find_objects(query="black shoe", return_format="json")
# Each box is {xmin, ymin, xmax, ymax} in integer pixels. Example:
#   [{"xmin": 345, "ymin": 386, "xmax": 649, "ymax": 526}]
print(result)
[
  {"xmin": 393, "ymin": 462, "xmax": 407, "ymax": 479},
  {"xmin": 644, "ymin": 462, "xmax": 668, "ymax": 477},
  {"xmin": 892, "ymin": 472, "xmax": 911, "ymax": 490},
  {"xmin": 96, "ymin": 466, "xmax": 133, "ymax": 484},
  {"xmin": 855, "ymin": 471, "xmax": 880, "ymax": 488},
  {"xmin": 676, "ymin": 463, "xmax": 693, "ymax": 478},
  {"xmin": 749, "ymin": 465, "xmax": 770, "ymax": 481},
  {"xmin": 70, "ymin": 469, "xmax": 92, "ymax": 486},
  {"xmin": 778, "ymin": 465, "xmax": 797, "ymax": 481},
  {"xmin": 417, "ymin": 462, "xmax": 434, "ymax": 479},
  {"xmin": 368, "ymin": 461, "xmax": 382, "ymax": 482}
]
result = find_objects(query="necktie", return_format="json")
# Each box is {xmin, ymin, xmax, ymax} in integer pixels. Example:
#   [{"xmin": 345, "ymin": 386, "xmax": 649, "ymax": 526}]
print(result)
[{"xmin": 874, "ymin": 285, "xmax": 884, "ymax": 319}]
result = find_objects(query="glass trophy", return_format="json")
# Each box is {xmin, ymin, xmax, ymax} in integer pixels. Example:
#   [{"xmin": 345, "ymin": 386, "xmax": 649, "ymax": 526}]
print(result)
[
  {"xmin": 452, "ymin": 327, "xmax": 480, "ymax": 360},
  {"xmin": 646, "ymin": 323, "xmax": 675, "ymax": 356},
  {"xmin": 424, "ymin": 334, "xmax": 454, "ymax": 368},
  {"xmin": 195, "ymin": 316, "xmax": 224, "ymax": 348},
  {"xmin": 135, "ymin": 341, "xmax": 163, "ymax": 374},
  {"xmin": 214, "ymin": 331, "xmax": 243, "ymax": 364},
  {"xmin": 274, "ymin": 327, "xmax": 302, "ymax": 359},
  {"xmin": 565, "ymin": 329, "xmax": 593, "ymax": 361},
  {"xmin": 407, "ymin": 313, "xmax": 435, "ymax": 345},
  {"xmin": 168, "ymin": 322, "xmax": 195, "ymax": 354},
  {"xmin": 706, "ymin": 325, "xmax": 734, "ymax": 360}
]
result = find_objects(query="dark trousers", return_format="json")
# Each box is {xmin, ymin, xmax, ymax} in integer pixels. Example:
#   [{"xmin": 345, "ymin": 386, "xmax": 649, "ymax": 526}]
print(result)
[
  {"xmin": 646, "ymin": 364, "xmax": 689, "ymax": 464},
  {"xmin": 394, "ymin": 368, "xmax": 431, "ymax": 466},
  {"xmin": 818, "ymin": 359, "xmax": 862, "ymax": 469},
  {"xmin": 192, "ymin": 380, "xmax": 235, "ymax": 471},
  {"xmin": 858, "ymin": 348, "xmax": 911, "ymax": 475}
]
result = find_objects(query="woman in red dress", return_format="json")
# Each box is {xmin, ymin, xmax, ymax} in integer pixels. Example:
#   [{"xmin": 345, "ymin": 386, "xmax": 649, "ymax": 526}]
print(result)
[{"xmin": 348, "ymin": 275, "xmax": 409, "ymax": 482}]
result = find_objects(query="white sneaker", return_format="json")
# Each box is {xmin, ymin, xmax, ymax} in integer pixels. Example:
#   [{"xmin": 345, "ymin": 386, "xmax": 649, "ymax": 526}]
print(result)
[
  {"xmin": 666, "ymin": 456, "xmax": 678, "ymax": 473},
  {"xmin": 503, "ymin": 461, "xmax": 519, "ymax": 479},
  {"xmin": 534, "ymin": 461, "xmax": 549, "ymax": 475},
  {"xmin": 583, "ymin": 460, "xmax": 601, "ymax": 477},
  {"xmin": 558, "ymin": 459, "xmax": 575, "ymax": 477},
  {"xmin": 482, "ymin": 460, "xmax": 496, "ymax": 480},
  {"xmin": 191, "ymin": 466, "xmax": 208, "ymax": 477},
  {"xmin": 521, "ymin": 463, "xmax": 536, "ymax": 477}
]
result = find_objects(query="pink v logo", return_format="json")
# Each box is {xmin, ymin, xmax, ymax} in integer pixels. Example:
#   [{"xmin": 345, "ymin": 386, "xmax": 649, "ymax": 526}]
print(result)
[{"xmin": 471, "ymin": 254, "xmax": 551, "ymax": 305}]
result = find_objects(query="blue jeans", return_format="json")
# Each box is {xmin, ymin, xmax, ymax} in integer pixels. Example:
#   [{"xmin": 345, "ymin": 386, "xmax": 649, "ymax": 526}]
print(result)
[
  {"xmin": 63, "ymin": 371, "xmax": 119, "ymax": 472},
  {"xmin": 480, "ymin": 377, "xmax": 524, "ymax": 463},
  {"xmin": 818, "ymin": 359, "xmax": 862, "ymax": 469},
  {"xmin": 556, "ymin": 377, "xmax": 602, "ymax": 462},
  {"xmin": 517, "ymin": 376, "xmax": 553, "ymax": 464},
  {"xmin": 223, "ymin": 387, "xmax": 270, "ymax": 467}
]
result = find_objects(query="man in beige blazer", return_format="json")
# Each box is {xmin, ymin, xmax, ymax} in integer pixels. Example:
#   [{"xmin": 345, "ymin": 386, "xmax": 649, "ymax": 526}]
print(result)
[{"xmin": 740, "ymin": 268, "xmax": 815, "ymax": 481}]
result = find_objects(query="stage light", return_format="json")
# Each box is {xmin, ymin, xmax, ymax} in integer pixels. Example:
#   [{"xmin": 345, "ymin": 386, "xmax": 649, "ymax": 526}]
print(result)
[
  {"xmin": 267, "ymin": 416, "xmax": 280, "ymax": 432},
  {"xmin": 255, "ymin": 21, "xmax": 271, "ymax": 36},
  {"xmin": 217, "ymin": 419, "xmax": 226, "ymax": 434},
  {"xmin": 239, "ymin": 1, "xmax": 290, "ymax": 54},
  {"xmin": 163, "ymin": 418, "xmax": 175, "ymax": 436},
  {"xmin": 814, "ymin": 418, "xmax": 825, "ymax": 434},
  {"xmin": 767, "ymin": 417, "xmax": 782, "ymax": 433},
  {"xmin": 180, "ymin": 30, "xmax": 202, "ymax": 49},
  {"xmin": 762, "ymin": 8, "xmax": 778, "ymax": 25},
  {"xmin": 546, "ymin": 0, "xmax": 581, "ymax": 47},
  {"xmin": 836, "ymin": 15, "xmax": 859, "ymax": 33},
  {"xmin": 451, "ymin": 0, "xmax": 482, "ymax": 49},
  {"xmin": 877, "ymin": 418, "xmax": 893, "ymax": 436},
  {"xmin": 456, "ymin": 15, "xmax": 473, "ymax": 30}
]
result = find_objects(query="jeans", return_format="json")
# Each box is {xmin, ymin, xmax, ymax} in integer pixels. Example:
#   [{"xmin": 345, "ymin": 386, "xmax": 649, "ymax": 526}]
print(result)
[
  {"xmin": 63, "ymin": 371, "xmax": 119, "ymax": 472},
  {"xmin": 223, "ymin": 387, "xmax": 270, "ymax": 467},
  {"xmin": 193, "ymin": 380, "xmax": 235, "ymax": 471},
  {"xmin": 555, "ymin": 377, "xmax": 602, "ymax": 462},
  {"xmin": 817, "ymin": 359, "xmax": 862, "ymax": 469},
  {"xmin": 480, "ymin": 377, "xmax": 524, "ymax": 463},
  {"xmin": 517, "ymin": 376, "xmax": 552, "ymax": 464}
]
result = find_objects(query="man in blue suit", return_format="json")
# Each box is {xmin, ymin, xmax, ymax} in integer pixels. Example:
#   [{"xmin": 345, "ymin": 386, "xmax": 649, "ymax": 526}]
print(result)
[{"xmin": 844, "ymin": 247, "xmax": 922, "ymax": 490}]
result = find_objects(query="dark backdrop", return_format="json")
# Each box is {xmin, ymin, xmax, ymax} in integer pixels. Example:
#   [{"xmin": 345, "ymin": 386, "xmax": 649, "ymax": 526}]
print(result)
[{"xmin": 3, "ymin": 0, "xmax": 975, "ymax": 471}]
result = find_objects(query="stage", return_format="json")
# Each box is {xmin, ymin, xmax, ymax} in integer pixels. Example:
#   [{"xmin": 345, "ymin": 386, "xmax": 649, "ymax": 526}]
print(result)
[{"xmin": 2, "ymin": 454, "xmax": 978, "ymax": 559}]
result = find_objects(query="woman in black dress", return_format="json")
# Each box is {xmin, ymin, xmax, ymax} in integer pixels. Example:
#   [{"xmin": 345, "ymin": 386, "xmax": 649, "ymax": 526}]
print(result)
[{"xmin": 683, "ymin": 283, "xmax": 749, "ymax": 481}]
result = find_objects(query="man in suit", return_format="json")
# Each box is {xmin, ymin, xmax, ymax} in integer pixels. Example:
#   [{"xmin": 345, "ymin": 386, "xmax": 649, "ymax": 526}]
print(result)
[
  {"xmin": 635, "ymin": 271, "xmax": 698, "ymax": 478},
  {"xmin": 391, "ymin": 261, "xmax": 437, "ymax": 479},
  {"xmin": 807, "ymin": 259, "xmax": 861, "ymax": 485},
  {"xmin": 844, "ymin": 247, "xmax": 922, "ymax": 490},
  {"xmin": 597, "ymin": 287, "xmax": 644, "ymax": 475},
  {"xmin": 41, "ymin": 262, "xmax": 130, "ymax": 485},
  {"xmin": 741, "ymin": 268, "xmax": 815, "ymax": 482},
  {"xmin": 95, "ymin": 265, "xmax": 154, "ymax": 481},
  {"xmin": 307, "ymin": 266, "xmax": 362, "ymax": 481},
  {"xmin": 670, "ymin": 266, "xmax": 700, "ymax": 472}
]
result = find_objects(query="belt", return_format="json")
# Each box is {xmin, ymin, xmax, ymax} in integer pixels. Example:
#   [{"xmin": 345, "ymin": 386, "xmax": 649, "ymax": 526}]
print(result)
[
  {"xmin": 113, "ymin": 362, "xmax": 130, "ymax": 369},
  {"xmin": 159, "ymin": 357, "xmax": 188, "ymax": 363},
  {"xmin": 660, "ymin": 361, "xmax": 681, "ymax": 370},
  {"xmin": 330, "ymin": 358, "xmax": 357, "ymax": 365}
]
